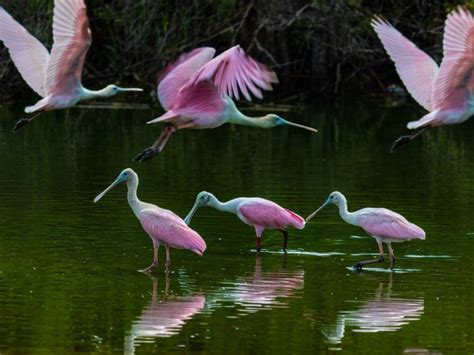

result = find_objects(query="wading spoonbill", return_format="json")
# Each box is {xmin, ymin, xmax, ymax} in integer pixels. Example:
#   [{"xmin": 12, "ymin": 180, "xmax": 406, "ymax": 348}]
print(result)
[
  {"xmin": 0, "ymin": 0, "xmax": 142, "ymax": 131},
  {"xmin": 94, "ymin": 169, "xmax": 206, "ymax": 273},
  {"xmin": 372, "ymin": 7, "xmax": 474, "ymax": 151},
  {"xmin": 306, "ymin": 192, "xmax": 425, "ymax": 270},
  {"xmin": 134, "ymin": 46, "xmax": 317, "ymax": 161},
  {"xmin": 184, "ymin": 191, "xmax": 305, "ymax": 252}
]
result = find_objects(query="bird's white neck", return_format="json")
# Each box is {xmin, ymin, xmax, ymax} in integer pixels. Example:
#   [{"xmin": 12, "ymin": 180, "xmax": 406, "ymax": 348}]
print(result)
[
  {"xmin": 126, "ymin": 174, "xmax": 144, "ymax": 218},
  {"xmin": 80, "ymin": 87, "xmax": 113, "ymax": 101},
  {"xmin": 336, "ymin": 199, "xmax": 358, "ymax": 226},
  {"xmin": 207, "ymin": 195, "xmax": 240, "ymax": 214},
  {"xmin": 226, "ymin": 101, "xmax": 274, "ymax": 128}
]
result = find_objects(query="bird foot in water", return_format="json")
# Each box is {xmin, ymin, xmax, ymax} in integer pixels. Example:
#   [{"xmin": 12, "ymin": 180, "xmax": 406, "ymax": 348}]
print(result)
[
  {"xmin": 352, "ymin": 255, "xmax": 385, "ymax": 270},
  {"xmin": 139, "ymin": 262, "xmax": 158, "ymax": 273},
  {"xmin": 353, "ymin": 262, "xmax": 364, "ymax": 270},
  {"xmin": 134, "ymin": 147, "xmax": 160, "ymax": 162},
  {"xmin": 13, "ymin": 118, "xmax": 32, "ymax": 131}
]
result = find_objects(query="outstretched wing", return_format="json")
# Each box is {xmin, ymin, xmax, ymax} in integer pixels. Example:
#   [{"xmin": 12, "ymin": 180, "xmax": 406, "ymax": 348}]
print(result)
[
  {"xmin": 357, "ymin": 208, "xmax": 425, "ymax": 241},
  {"xmin": 432, "ymin": 7, "xmax": 474, "ymax": 110},
  {"xmin": 0, "ymin": 7, "xmax": 49, "ymax": 97},
  {"xmin": 185, "ymin": 45, "xmax": 278, "ymax": 101},
  {"xmin": 372, "ymin": 17, "xmax": 439, "ymax": 111},
  {"xmin": 44, "ymin": 0, "xmax": 91, "ymax": 96},
  {"xmin": 147, "ymin": 80, "xmax": 225, "ymax": 124},
  {"xmin": 157, "ymin": 47, "xmax": 216, "ymax": 110},
  {"xmin": 139, "ymin": 209, "xmax": 207, "ymax": 255}
]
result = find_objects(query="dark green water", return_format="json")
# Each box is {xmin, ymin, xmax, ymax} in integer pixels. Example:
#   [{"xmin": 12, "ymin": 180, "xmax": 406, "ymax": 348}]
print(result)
[{"xmin": 0, "ymin": 100, "xmax": 472, "ymax": 353}]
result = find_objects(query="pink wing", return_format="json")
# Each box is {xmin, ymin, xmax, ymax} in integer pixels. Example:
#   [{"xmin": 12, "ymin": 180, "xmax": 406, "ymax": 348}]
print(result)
[
  {"xmin": 357, "ymin": 208, "xmax": 425, "ymax": 241},
  {"xmin": 372, "ymin": 17, "xmax": 439, "ymax": 111},
  {"xmin": 185, "ymin": 45, "xmax": 278, "ymax": 101},
  {"xmin": 148, "ymin": 81, "xmax": 225, "ymax": 124},
  {"xmin": 240, "ymin": 200, "xmax": 305, "ymax": 230},
  {"xmin": 432, "ymin": 7, "xmax": 474, "ymax": 110},
  {"xmin": 44, "ymin": 0, "xmax": 92, "ymax": 96},
  {"xmin": 139, "ymin": 209, "xmax": 207, "ymax": 255},
  {"xmin": 0, "ymin": 7, "xmax": 50, "ymax": 97},
  {"xmin": 157, "ymin": 47, "xmax": 216, "ymax": 110}
]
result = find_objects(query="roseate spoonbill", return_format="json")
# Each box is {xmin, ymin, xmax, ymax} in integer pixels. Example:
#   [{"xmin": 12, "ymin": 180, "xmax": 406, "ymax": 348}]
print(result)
[
  {"xmin": 372, "ymin": 7, "xmax": 474, "ymax": 151},
  {"xmin": 184, "ymin": 191, "xmax": 305, "ymax": 252},
  {"xmin": 94, "ymin": 168, "xmax": 206, "ymax": 273},
  {"xmin": 0, "ymin": 0, "xmax": 142, "ymax": 131},
  {"xmin": 134, "ymin": 46, "xmax": 317, "ymax": 161},
  {"xmin": 306, "ymin": 192, "xmax": 425, "ymax": 270}
]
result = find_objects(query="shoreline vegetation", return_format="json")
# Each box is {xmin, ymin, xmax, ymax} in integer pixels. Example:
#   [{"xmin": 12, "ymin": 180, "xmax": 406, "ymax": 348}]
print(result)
[{"xmin": 0, "ymin": 0, "xmax": 468, "ymax": 103}]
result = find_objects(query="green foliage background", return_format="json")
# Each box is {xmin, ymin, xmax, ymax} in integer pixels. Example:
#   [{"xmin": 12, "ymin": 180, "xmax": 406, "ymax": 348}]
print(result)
[{"xmin": 0, "ymin": 0, "xmax": 470, "ymax": 99}]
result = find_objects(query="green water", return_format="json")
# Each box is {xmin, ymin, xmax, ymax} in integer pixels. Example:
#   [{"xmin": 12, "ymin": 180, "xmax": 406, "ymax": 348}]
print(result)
[{"xmin": 0, "ymin": 100, "xmax": 472, "ymax": 353}]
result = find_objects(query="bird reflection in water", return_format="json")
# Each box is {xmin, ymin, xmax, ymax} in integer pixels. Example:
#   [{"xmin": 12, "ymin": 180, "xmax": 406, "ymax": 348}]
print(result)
[
  {"xmin": 323, "ymin": 273, "xmax": 424, "ymax": 344},
  {"xmin": 124, "ymin": 275, "xmax": 205, "ymax": 353},
  {"xmin": 210, "ymin": 256, "xmax": 304, "ymax": 314}
]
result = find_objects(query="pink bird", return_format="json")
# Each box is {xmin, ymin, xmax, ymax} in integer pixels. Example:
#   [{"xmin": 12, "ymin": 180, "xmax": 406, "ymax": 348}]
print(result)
[
  {"xmin": 184, "ymin": 191, "xmax": 305, "ymax": 252},
  {"xmin": 306, "ymin": 191, "xmax": 425, "ymax": 270},
  {"xmin": 94, "ymin": 168, "xmax": 206, "ymax": 273},
  {"xmin": 372, "ymin": 7, "xmax": 474, "ymax": 151},
  {"xmin": 134, "ymin": 46, "xmax": 317, "ymax": 161},
  {"xmin": 0, "ymin": 0, "xmax": 142, "ymax": 131}
]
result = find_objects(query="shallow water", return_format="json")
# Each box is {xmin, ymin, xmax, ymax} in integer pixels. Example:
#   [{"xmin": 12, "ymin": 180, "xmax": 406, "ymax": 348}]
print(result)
[{"xmin": 0, "ymin": 99, "xmax": 472, "ymax": 353}]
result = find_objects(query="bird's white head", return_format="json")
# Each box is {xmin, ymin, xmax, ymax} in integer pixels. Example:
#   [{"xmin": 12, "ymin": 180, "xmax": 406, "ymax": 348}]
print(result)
[
  {"xmin": 306, "ymin": 191, "xmax": 346, "ymax": 222},
  {"xmin": 262, "ymin": 114, "xmax": 318, "ymax": 133},
  {"xmin": 101, "ymin": 84, "xmax": 143, "ymax": 97},
  {"xmin": 184, "ymin": 191, "xmax": 216, "ymax": 225},
  {"xmin": 94, "ymin": 168, "xmax": 137, "ymax": 202}
]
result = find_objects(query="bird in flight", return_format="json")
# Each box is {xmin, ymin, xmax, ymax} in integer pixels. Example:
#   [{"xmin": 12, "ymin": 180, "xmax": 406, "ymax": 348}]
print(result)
[{"xmin": 0, "ymin": 0, "xmax": 143, "ymax": 131}]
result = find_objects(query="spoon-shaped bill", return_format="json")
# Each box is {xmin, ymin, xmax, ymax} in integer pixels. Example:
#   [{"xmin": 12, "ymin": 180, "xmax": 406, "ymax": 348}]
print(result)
[
  {"xmin": 306, "ymin": 199, "xmax": 330, "ymax": 222},
  {"xmin": 117, "ymin": 87, "xmax": 144, "ymax": 92},
  {"xmin": 282, "ymin": 119, "xmax": 318, "ymax": 133},
  {"xmin": 94, "ymin": 180, "xmax": 120, "ymax": 203},
  {"xmin": 184, "ymin": 202, "xmax": 201, "ymax": 225}
]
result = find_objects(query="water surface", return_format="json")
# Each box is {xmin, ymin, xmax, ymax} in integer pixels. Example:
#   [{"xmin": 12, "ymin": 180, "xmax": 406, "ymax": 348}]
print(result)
[{"xmin": 0, "ymin": 99, "xmax": 472, "ymax": 353}]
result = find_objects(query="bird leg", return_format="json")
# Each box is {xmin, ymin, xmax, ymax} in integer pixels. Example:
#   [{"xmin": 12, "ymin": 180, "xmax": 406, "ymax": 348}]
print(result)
[
  {"xmin": 391, "ymin": 126, "xmax": 430, "ymax": 152},
  {"xmin": 164, "ymin": 245, "xmax": 171, "ymax": 273},
  {"xmin": 134, "ymin": 122, "xmax": 195, "ymax": 162},
  {"xmin": 256, "ymin": 237, "xmax": 262, "ymax": 253},
  {"xmin": 387, "ymin": 242, "xmax": 395, "ymax": 271},
  {"xmin": 281, "ymin": 230, "xmax": 289, "ymax": 252},
  {"xmin": 140, "ymin": 247, "xmax": 159, "ymax": 273},
  {"xmin": 13, "ymin": 112, "xmax": 42, "ymax": 131},
  {"xmin": 353, "ymin": 241, "xmax": 385, "ymax": 270},
  {"xmin": 134, "ymin": 125, "xmax": 176, "ymax": 161}
]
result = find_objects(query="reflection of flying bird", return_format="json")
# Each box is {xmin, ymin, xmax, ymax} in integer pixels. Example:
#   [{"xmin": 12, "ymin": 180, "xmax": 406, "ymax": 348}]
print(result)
[
  {"xmin": 184, "ymin": 191, "xmax": 305, "ymax": 252},
  {"xmin": 0, "ymin": 0, "xmax": 142, "ymax": 130},
  {"xmin": 323, "ymin": 277, "xmax": 424, "ymax": 344},
  {"xmin": 373, "ymin": 7, "xmax": 474, "ymax": 151},
  {"xmin": 94, "ymin": 169, "xmax": 206, "ymax": 273},
  {"xmin": 124, "ymin": 277, "xmax": 205, "ymax": 353},
  {"xmin": 307, "ymin": 192, "xmax": 425, "ymax": 270},
  {"xmin": 134, "ymin": 46, "xmax": 317, "ymax": 161}
]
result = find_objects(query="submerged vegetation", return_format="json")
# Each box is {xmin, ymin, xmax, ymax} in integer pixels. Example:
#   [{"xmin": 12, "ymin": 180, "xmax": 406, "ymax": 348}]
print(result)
[{"xmin": 0, "ymin": 0, "xmax": 471, "ymax": 101}]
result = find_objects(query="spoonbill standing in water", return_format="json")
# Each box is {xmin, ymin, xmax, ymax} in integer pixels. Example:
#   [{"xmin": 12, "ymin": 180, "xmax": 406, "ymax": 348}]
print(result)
[
  {"xmin": 372, "ymin": 7, "xmax": 474, "ymax": 151},
  {"xmin": 306, "ymin": 192, "xmax": 425, "ymax": 270},
  {"xmin": 0, "ymin": 0, "xmax": 143, "ymax": 131},
  {"xmin": 134, "ymin": 46, "xmax": 317, "ymax": 161},
  {"xmin": 94, "ymin": 169, "xmax": 206, "ymax": 273},
  {"xmin": 184, "ymin": 191, "xmax": 305, "ymax": 252}
]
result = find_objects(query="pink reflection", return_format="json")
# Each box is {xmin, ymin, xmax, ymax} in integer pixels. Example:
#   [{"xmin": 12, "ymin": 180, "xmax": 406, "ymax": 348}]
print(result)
[
  {"xmin": 324, "ymin": 276, "xmax": 424, "ymax": 344},
  {"xmin": 125, "ymin": 277, "xmax": 205, "ymax": 352}
]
